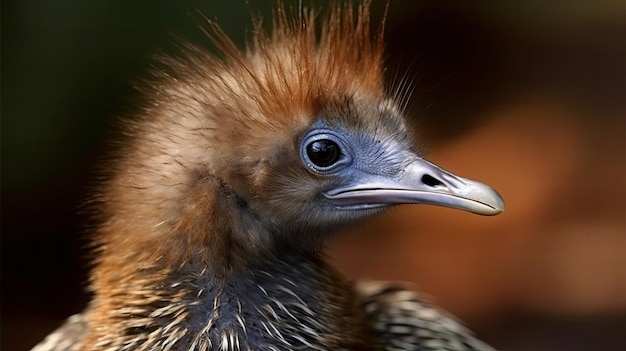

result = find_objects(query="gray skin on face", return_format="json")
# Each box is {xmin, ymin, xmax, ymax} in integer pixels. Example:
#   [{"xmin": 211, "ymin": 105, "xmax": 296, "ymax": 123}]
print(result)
[{"xmin": 300, "ymin": 119, "xmax": 504, "ymax": 215}]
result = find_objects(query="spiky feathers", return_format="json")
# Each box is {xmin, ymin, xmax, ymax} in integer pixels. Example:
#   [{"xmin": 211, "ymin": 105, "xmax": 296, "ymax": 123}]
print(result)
[{"xmin": 33, "ymin": 2, "xmax": 496, "ymax": 351}]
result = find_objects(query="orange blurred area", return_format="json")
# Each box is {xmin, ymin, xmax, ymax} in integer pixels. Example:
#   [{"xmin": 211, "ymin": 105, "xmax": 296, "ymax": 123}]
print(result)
[{"xmin": 331, "ymin": 99, "xmax": 624, "ymax": 319}]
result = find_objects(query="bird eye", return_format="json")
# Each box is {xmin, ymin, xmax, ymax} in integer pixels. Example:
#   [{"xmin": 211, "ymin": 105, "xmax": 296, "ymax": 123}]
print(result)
[
  {"xmin": 300, "ymin": 127, "xmax": 352, "ymax": 173},
  {"xmin": 306, "ymin": 139, "xmax": 341, "ymax": 168}
]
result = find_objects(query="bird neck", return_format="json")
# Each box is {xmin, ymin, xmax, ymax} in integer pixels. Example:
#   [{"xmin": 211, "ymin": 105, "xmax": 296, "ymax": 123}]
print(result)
[
  {"xmin": 87, "ymin": 246, "xmax": 378, "ymax": 349},
  {"xmin": 93, "ymin": 167, "xmax": 333, "ymax": 297},
  {"xmin": 99, "ymin": 169, "xmax": 286, "ymax": 267},
  {"xmin": 89, "ymin": 191, "xmax": 378, "ymax": 349},
  {"xmin": 87, "ymin": 159, "xmax": 379, "ymax": 349}
]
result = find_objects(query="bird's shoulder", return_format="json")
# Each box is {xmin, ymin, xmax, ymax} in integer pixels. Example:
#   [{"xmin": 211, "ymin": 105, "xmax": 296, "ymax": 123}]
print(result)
[
  {"xmin": 31, "ymin": 313, "xmax": 87, "ymax": 351},
  {"xmin": 355, "ymin": 281, "xmax": 496, "ymax": 351}
]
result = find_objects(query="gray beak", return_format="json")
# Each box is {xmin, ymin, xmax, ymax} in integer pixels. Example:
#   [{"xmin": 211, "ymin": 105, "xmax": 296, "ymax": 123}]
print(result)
[{"xmin": 324, "ymin": 158, "xmax": 505, "ymax": 215}]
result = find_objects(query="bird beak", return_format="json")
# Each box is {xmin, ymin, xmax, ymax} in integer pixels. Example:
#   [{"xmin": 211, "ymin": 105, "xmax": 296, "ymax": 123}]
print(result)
[{"xmin": 324, "ymin": 158, "xmax": 505, "ymax": 215}]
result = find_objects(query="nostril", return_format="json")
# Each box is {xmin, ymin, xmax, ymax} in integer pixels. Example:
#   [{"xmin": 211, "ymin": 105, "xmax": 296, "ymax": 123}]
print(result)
[{"xmin": 422, "ymin": 174, "xmax": 443, "ymax": 187}]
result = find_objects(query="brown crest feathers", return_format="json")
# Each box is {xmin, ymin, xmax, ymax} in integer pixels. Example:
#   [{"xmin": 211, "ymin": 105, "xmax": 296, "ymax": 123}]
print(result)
[{"xmin": 155, "ymin": 1, "xmax": 386, "ymax": 131}]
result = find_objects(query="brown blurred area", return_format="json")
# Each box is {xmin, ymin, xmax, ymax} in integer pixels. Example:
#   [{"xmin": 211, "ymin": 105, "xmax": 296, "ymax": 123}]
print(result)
[{"xmin": 2, "ymin": 1, "xmax": 624, "ymax": 350}]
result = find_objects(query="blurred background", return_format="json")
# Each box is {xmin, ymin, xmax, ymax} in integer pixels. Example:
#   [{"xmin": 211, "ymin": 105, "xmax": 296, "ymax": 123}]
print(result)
[{"xmin": 2, "ymin": 0, "xmax": 624, "ymax": 350}]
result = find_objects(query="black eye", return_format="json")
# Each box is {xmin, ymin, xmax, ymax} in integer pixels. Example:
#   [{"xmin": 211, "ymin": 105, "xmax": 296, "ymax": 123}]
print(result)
[{"xmin": 306, "ymin": 139, "xmax": 341, "ymax": 168}]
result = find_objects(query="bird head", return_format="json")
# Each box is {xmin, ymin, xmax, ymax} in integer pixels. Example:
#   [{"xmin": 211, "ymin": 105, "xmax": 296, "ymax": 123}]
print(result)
[{"xmin": 102, "ymin": 3, "xmax": 503, "ymax": 267}]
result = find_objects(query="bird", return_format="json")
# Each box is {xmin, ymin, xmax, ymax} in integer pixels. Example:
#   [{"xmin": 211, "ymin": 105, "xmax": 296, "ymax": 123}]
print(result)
[{"xmin": 32, "ymin": 2, "xmax": 504, "ymax": 351}]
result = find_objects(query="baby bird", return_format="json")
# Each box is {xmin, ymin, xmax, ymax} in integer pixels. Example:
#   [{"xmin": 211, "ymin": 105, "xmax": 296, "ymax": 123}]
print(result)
[{"xmin": 33, "ymin": 2, "xmax": 504, "ymax": 351}]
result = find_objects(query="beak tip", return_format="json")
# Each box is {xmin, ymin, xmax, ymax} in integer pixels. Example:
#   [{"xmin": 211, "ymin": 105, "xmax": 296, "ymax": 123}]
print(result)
[{"xmin": 477, "ymin": 189, "xmax": 505, "ymax": 216}]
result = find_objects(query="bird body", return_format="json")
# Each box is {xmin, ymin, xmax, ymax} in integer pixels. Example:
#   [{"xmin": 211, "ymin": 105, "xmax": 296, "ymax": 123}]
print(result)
[{"xmin": 33, "ymin": 2, "xmax": 503, "ymax": 350}]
